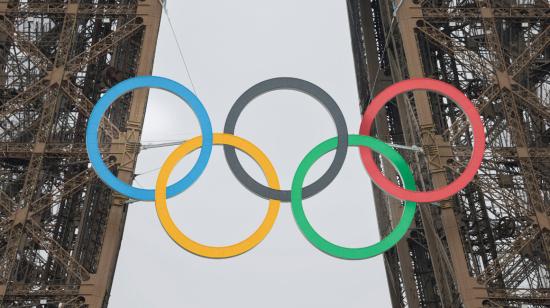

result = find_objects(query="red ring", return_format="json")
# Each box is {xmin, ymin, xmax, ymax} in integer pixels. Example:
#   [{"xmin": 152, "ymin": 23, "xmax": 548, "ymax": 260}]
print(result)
[{"xmin": 359, "ymin": 78, "xmax": 485, "ymax": 203}]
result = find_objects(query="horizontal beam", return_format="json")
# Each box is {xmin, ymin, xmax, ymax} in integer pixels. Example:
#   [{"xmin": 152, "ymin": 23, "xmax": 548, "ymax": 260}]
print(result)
[
  {"xmin": 1, "ymin": 3, "xmax": 137, "ymax": 16},
  {"xmin": 0, "ymin": 142, "xmax": 123, "ymax": 159},
  {"xmin": 417, "ymin": 7, "xmax": 550, "ymax": 20}
]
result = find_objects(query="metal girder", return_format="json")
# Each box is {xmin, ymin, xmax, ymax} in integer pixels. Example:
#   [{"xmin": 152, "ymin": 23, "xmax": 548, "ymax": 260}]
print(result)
[
  {"xmin": 4, "ymin": 3, "xmax": 138, "ymax": 17},
  {"xmin": 0, "ymin": 17, "xmax": 52, "ymax": 72},
  {"xmin": 66, "ymin": 17, "xmax": 145, "ymax": 75},
  {"xmin": 511, "ymin": 83, "xmax": 550, "ymax": 120},
  {"xmin": 416, "ymin": 21, "xmax": 494, "ymax": 79},
  {"xmin": 0, "ymin": 80, "xmax": 50, "ymax": 124},
  {"xmin": 488, "ymin": 288, "xmax": 550, "ymax": 304},
  {"xmin": 24, "ymin": 221, "xmax": 91, "ymax": 282},
  {"xmin": 0, "ymin": 14, "xmax": 143, "ymax": 141},
  {"xmin": 54, "ymin": 9, "xmax": 78, "ymax": 69},
  {"xmin": 29, "ymin": 161, "xmax": 114, "ymax": 217},
  {"xmin": 418, "ymin": 7, "xmax": 550, "ymax": 20},
  {"xmin": 0, "ymin": 191, "xmax": 15, "ymax": 214},
  {"xmin": 508, "ymin": 25, "xmax": 550, "ymax": 77},
  {"xmin": 0, "ymin": 142, "xmax": 83, "ymax": 157},
  {"xmin": 0, "ymin": 141, "xmax": 119, "ymax": 159},
  {"xmin": 477, "ymin": 226, "xmax": 540, "ymax": 284},
  {"xmin": 450, "ymin": 146, "xmax": 550, "ymax": 161},
  {"xmin": 446, "ymin": 84, "xmax": 501, "ymax": 143},
  {"xmin": 61, "ymin": 81, "xmax": 121, "ymax": 139},
  {"xmin": 19, "ymin": 88, "xmax": 60, "ymax": 204},
  {"xmin": 0, "ymin": 285, "xmax": 78, "ymax": 297},
  {"xmin": 444, "ymin": 24, "xmax": 550, "ymax": 144}
]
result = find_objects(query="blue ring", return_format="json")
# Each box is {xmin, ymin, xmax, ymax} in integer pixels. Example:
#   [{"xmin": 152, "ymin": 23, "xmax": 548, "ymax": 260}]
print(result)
[{"xmin": 85, "ymin": 76, "xmax": 213, "ymax": 201}]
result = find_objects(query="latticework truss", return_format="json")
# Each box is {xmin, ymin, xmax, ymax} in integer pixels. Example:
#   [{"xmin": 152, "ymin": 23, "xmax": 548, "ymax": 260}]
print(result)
[
  {"xmin": 0, "ymin": 0, "xmax": 161, "ymax": 307},
  {"xmin": 347, "ymin": 0, "xmax": 549, "ymax": 307}
]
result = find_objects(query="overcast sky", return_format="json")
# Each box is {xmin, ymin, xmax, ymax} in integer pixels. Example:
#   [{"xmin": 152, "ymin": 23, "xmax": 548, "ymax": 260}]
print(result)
[{"xmin": 110, "ymin": 1, "xmax": 391, "ymax": 307}]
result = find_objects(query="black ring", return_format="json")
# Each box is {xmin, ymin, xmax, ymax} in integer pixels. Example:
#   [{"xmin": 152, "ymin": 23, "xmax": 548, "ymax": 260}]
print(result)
[{"xmin": 223, "ymin": 77, "xmax": 348, "ymax": 202}]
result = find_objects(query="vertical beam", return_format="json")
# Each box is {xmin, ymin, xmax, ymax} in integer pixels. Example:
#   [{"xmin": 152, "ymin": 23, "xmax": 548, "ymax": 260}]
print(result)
[
  {"xmin": 395, "ymin": 2, "xmax": 488, "ymax": 306},
  {"xmin": 391, "ymin": 1, "xmax": 490, "ymax": 306},
  {"xmin": 80, "ymin": 1, "xmax": 161, "ymax": 306},
  {"xmin": 347, "ymin": 1, "xmax": 421, "ymax": 306}
]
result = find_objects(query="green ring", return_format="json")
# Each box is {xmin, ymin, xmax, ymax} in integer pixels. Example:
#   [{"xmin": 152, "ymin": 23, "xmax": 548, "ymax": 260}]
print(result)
[{"xmin": 291, "ymin": 135, "xmax": 417, "ymax": 260}]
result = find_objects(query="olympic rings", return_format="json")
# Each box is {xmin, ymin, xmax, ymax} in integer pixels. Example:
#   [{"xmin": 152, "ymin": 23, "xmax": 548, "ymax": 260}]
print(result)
[
  {"xmin": 359, "ymin": 78, "xmax": 485, "ymax": 203},
  {"xmin": 291, "ymin": 135, "xmax": 416, "ymax": 259},
  {"xmin": 86, "ymin": 76, "xmax": 213, "ymax": 201},
  {"xmin": 85, "ymin": 76, "xmax": 485, "ymax": 260},
  {"xmin": 155, "ymin": 133, "xmax": 281, "ymax": 258},
  {"xmin": 224, "ymin": 77, "xmax": 348, "ymax": 202}
]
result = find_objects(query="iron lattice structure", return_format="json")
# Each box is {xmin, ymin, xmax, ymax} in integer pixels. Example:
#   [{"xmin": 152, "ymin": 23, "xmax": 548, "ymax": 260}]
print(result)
[
  {"xmin": 0, "ymin": 0, "xmax": 161, "ymax": 307},
  {"xmin": 347, "ymin": 0, "xmax": 550, "ymax": 307}
]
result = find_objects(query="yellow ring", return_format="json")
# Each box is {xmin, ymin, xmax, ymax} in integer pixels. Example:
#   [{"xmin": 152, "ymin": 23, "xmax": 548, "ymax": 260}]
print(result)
[{"xmin": 155, "ymin": 133, "xmax": 281, "ymax": 258}]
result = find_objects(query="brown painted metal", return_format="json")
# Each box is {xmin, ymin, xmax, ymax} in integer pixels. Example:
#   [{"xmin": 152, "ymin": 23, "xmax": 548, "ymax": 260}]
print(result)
[
  {"xmin": 0, "ymin": 0, "xmax": 162, "ymax": 306},
  {"xmin": 348, "ymin": 0, "xmax": 550, "ymax": 307}
]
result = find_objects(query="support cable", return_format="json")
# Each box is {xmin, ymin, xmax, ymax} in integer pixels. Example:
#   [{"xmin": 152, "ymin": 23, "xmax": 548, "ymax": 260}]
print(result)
[
  {"xmin": 157, "ymin": 0, "xmax": 199, "ymax": 95},
  {"xmin": 368, "ymin": 0, "xmax": 404, "ymax": 102},
  {"xmin": 139, "ymin": 139, "xmax": 422, "ymax": 152}
]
